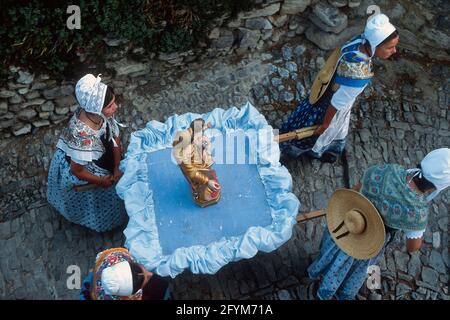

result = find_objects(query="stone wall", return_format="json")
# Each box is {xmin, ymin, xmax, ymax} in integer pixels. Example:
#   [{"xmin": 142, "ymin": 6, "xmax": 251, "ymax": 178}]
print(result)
[
  {"xmin": 0, "ymin": 69, "xmax": 76, "ymax": 138},
  {"xmin": 1, "ymin": 0, "xmax": 448, "ymax": 138}
]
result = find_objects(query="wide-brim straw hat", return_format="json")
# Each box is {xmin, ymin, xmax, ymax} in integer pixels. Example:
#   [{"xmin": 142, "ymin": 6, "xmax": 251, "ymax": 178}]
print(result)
[
  {"xmin": 326, "ymin": 189, "xmax": 386, "ymax": 260},
  {"xmin": 309, "ymin": 47, "xmax": 341, "ymax": 105}
]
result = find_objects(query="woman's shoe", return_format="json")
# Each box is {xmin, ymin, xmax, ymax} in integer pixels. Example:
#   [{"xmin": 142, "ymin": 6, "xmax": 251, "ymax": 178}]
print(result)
[
  {"xmin": 307, "ymin": 280, "xmax": 319, "ymax": 300},
  {"xmin": 305, "ymin": 150, "xmax": 321, "ymax": 160},
  {"xmin": 319, "ymin": 152, "xmax": 337, "ymax": 163},
  {"xmin": 305, "ymin": 150, "xmax": 337, "ymax": 163},
  {"xmin": 297, "ymin": 282, "xmax": 316, "ymax": 300}
]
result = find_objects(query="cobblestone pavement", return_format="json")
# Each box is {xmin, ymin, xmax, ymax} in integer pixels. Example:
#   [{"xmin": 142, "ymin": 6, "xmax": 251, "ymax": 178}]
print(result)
[{"xmin": 0, "ymin": 37, "xmax": 449, "ymax": 300}]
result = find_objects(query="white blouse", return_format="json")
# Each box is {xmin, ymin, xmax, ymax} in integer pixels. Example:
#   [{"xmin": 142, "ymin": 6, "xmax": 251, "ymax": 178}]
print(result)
[
  {"xmin": 404, "ymin": 229, "xmax": 425, "ymax": 239},
  {"xmin": 56, "ymin": 109, "xmax": 122, "ymax": 166},
  {"xmin": 330, "ymin": 85, "xmax": 366, "ymax": 110}
]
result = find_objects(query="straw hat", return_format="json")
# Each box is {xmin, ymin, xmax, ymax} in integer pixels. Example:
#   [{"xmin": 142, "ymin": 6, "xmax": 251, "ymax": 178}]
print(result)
[
  {"xmin": 309, "ymin": 47, "xmax": 341, "ymax": 105},
  {"xmin": 326, "ymin": 189, "xmax": 385, "ymax": 260}
]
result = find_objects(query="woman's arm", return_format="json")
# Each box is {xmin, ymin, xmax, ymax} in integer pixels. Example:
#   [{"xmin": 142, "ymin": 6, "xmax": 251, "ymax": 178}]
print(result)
[
  {"xmin": 70, "ymin": 161, "xmax": 113, "ymax": 187},
  {"xmin": 406, "ymin": 238, "xmax": 423, "ymax": 252},
  {"xmin": 112, "ymin": 136, "xmax": 123, "ymax": 181},
  {"xmin": 314, "ymin": 85, "xmax": 365, "ymax": 136},
  {"xmin": 314, "ymin": 105, "xmax": 337, "ymax": 136},
  {"xmin": 352, "ymin": 182, "xmax": 362, "ymax": 192},
  {"xmin": 404, "ymin": 229, "xmax": 425, "ymax": 252}
]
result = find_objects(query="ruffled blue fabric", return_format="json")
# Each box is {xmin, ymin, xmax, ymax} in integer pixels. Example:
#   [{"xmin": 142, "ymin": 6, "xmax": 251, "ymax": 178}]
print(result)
[{"xmin": 116, "ymin": 102, "xmax": 300, "ymax": 277}]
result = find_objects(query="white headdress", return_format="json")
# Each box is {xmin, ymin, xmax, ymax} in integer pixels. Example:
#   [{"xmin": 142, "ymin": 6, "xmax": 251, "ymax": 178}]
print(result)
[
  {"xmin": 101, "ymin": 261, "xmax": 133, "ymax": 296},
  {"xmin": 363, "ymin": 14, "xmax": 396, "ymax": 57},
  {"xmin": 75, "ymin": 74, "xmax": 108, "ymax": 115},
  {"xmin": 408, "ymin": 148, "xmax": 450, "ymax": 201}
]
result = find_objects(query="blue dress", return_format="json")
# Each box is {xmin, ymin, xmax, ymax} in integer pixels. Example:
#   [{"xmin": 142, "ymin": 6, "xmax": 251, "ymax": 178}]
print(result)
[
  {"xmin": 280, "ymin": 87, "xmax": 346, "ymax": 158},
  {"xmin": 307, "ymin": 229, "xmax": 391, "ymax": 300},
  {"xmin": 47, "ymin": 110, "xmax": 127, "ymax": 232},
  {"xmin": 280, "ymin": 35, "xmax": 373, "ymax": 158},
  {"xmin": 308, "ymin": 164, "xmax": 430, "ymax": 300}
]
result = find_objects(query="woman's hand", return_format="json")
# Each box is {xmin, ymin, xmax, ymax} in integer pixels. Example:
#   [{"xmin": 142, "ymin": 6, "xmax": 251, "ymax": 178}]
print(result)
[
  {"xmin": 99, "ymin": 175, "xmax": 114, "ymax": 188},
  {"xmin": 113, "ymin": 167, "xmax": 123, "ymax": 182},
  {"xmin": 313, "ymin": 124, "xmax": 328, "ymax": 136},
  {"xmin": 314, "ymin": 105, "xmax": 337, "ymax": 136},
  {"xmin": 208, "ymin": 180, "xmax": 220, "ymax": 192}
]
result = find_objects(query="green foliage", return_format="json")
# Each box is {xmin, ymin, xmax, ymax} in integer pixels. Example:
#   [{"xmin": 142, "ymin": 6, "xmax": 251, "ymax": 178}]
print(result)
[
  {"xmin": 95, "ymin": 1, "xmax": 157, "ymax": 45},
  {"xmin": 0, "ymin": 0, "xmax": 258, "ymax": 79},
  {"xmin": 160, "ymin": 28, "xmax": 193, "ymax": 53}
]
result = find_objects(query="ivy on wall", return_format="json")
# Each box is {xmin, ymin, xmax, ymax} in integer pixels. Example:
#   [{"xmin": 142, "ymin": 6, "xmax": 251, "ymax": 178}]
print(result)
[{"xmin": 0, "ymin": 0, "xmax": 257, "ymax": 79}]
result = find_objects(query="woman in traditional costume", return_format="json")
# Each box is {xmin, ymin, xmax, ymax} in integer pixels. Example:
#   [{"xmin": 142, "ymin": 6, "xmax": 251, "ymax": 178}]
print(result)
[
  {"xmin": 80, "ymin": 247, "xmax": 171, "ymax": 300},
  {"xmin": 306, "ymin": 148, "xmax": 450, "ymax": 300},
  {"xmin": 280, "ymin": 14, "xmax": 399, "ymax": 163},
  {"xmin": 47, "ymin": 74, "xmax": 127, "ymax": 232}
]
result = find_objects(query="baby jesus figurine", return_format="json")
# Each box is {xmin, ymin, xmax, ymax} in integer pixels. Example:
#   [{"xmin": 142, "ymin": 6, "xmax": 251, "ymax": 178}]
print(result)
[{"xmin": 172, "ymin": 118, "xmax": 221, "ymax": 207}]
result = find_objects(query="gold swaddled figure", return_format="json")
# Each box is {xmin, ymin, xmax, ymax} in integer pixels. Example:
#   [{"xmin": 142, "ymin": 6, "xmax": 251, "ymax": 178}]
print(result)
[{"xmin": 172, "ymin": 119, "xmax": 221, "ymax": 207}]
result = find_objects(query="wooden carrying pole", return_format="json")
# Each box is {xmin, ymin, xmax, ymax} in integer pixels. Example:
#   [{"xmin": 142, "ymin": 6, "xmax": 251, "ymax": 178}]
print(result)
[
  {"xmin": 74, "ymin": 126, "xmax": 319, "ymax": 191},
  {"xmin": 276, "ymin": 125, "xmax": 325, "ymax": 223},
  {"xmin": 73, "ymin": 183, "xmax": 99, "ymax": 192},
  {"xmin": 274, "ymin": 125, "xmax": 318, "ymax": 143},
  {"xmin": 296, "ymin": 209, "xmax": 326, "ymax": 223}
]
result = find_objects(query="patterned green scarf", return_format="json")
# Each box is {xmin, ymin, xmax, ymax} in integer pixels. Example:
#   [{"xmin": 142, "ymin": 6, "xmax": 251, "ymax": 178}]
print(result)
[{"xmin": 361, "ymin": 164, "xmax": 429, "ymax": 231}]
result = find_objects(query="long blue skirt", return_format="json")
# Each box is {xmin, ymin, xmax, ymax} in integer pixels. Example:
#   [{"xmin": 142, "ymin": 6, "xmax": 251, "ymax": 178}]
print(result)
[
  {"xmin": 47, "ymin": 149, "xmax": 128, "ymax": 232},
  {"xmin": 280, "ymin": 92, "xmax": 346, "ymax": 158},
  {"xmin": 307, "ymin": 229, "xmax": 390, "ymax": 300}
]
